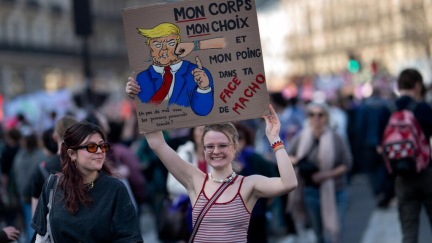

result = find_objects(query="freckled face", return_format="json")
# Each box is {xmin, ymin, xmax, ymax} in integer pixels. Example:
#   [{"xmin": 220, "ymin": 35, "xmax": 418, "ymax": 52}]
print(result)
[
  {"xmin": 74, "ymin": 133, "xmax": 106, "ymax": 174},
  {"xmin": 149, "ymin": 34, "xmax": 179, "ymax": 66},
  {"xmin": 203, "ymin": 131, "xmax": 236, "ymax": 169}
]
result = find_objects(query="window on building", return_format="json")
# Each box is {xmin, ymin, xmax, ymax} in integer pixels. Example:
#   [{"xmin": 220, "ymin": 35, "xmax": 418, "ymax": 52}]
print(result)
[
  {"xmin": 31, "ymin": 14, "xmax": 51, "ymax": 49},
  {"xmin": 6, "ymin": 10, "xmax": 27, "ymax": 46},
  {"xmin": 8, "ymin": 68, "xmax": 26, "ymax": 96}
]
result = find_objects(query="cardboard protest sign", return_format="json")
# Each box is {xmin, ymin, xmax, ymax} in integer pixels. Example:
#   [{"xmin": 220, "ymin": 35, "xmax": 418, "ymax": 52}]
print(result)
[{"xmin": 122, "ymin": 0, "xmax": 269, "ymax": 132}]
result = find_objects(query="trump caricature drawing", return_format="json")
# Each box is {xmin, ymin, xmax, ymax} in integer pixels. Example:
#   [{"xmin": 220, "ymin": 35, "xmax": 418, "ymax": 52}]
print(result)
[{"xmin": 136, "ymin": 23, "xmax": 225, "ymax": 116}]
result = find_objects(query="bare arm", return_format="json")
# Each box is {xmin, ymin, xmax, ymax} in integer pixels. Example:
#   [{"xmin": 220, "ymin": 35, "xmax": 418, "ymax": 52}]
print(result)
[
  {"xmin": 200, "ymin": 37, "xmax": 226, "ymax": 49},
  {"xmin": 175, "ymin": 37, "xmax": 226, "ymax": 58},
  {"xmin": 31, "ymin": 197, "xmax": 38, "ymax": 216},
  {"xmin": 144, "ymin": 130, "xmax": 204, "ymax": 193},
  {"xmin": 311, "ymin": 164, "xmax": 348, "ymax": 184},
  {"xmin": 250, "ymin": 105, "xmax": 298, "ymax": 199},
  {"xmin": 1, "ymin": 175, "xmax": 8, "ymax": 196},
  {"xmin": 126, "ymin": 78, "xmax": 204, "ymax": 191},
  {"xmin": 328, "ymin": 164, "xmax": 348, "ymax": 178}
]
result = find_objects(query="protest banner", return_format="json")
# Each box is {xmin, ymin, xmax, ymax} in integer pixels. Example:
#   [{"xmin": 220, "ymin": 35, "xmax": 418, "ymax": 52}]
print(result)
[{"xmin": 122, "ymin": 0, "xmax": 269, "ymax": 132}]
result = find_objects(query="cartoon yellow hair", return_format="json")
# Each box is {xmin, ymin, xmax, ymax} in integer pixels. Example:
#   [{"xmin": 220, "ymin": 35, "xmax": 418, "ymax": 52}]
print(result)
[{"xmin": 137, "ymin": 23, "xmax": 181, "ymax": 45}]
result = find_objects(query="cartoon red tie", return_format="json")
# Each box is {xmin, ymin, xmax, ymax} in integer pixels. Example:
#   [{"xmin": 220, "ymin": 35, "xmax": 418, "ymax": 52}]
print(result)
[{"xmin": 149, "ymin": 66, "xmax": 173, "ymax": 105}]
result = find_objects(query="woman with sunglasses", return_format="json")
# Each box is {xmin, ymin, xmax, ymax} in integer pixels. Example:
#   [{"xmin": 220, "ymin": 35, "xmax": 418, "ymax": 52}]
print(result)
[
  {"xmin": 126, "ymin": 78, "xmax": 297, "ymax": 242},
  {"xmin": 31, "ymin": 121, "xmax": 143, "ymax": 243},
  {"xmin": 288, "ymin": 102, "xmax": 352, "ymax": 243}
]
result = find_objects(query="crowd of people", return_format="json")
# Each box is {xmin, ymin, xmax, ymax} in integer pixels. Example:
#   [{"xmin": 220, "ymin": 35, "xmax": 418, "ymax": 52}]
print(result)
[{"xmin": 0, "ymin": 68, "xmax": 431, "ymax": 243}]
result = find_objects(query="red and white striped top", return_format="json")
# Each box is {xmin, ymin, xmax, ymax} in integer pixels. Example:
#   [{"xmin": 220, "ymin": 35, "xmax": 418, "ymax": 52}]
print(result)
[{"xmin": 191, "ymin": 174, "xmax": 251, "ymax": 243}]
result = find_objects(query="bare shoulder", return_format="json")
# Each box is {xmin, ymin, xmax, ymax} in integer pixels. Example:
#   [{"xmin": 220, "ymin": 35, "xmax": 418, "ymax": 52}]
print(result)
[
  {"xmin": 193, "ymin": 172, "xmax": 207, "ymax": 186},
  {"xmin": 239, "ymin": 175, "xmax": 267, "ymax": 206}
]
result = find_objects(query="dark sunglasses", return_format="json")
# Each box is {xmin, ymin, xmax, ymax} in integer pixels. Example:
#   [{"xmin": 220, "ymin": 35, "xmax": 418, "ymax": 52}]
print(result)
[
  {"xmin": 308, "ymin": 112, "xmax": 324, "ymax": 118},
  {"xmin": 74, "ymin": 143, "xmax": 110, "ymax": 153}
]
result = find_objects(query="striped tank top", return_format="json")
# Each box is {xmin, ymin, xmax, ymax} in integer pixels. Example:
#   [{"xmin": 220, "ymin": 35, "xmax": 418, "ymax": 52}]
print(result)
[{"xmin": 191, "ymin": 174, "xmax": 251, "ymax": 243}]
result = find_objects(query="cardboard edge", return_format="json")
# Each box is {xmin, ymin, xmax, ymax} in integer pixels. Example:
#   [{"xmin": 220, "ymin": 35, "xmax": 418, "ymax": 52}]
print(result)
[
  {"xmin": 121, "ymin": 2, "xmax": 167, "ymax": 11},
  {"xmin": 137, "ymin": 109, "xmax": 270, "ymax": 134},
  {"xmin": 262, "ymin": 108, "xmax": 270, "ymax": 117}
]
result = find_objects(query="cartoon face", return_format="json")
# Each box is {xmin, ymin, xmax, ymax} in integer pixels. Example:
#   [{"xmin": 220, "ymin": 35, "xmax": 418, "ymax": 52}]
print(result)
[{"xmin": 149, "ymin": 34, "xmax": 179, "ymax": 66}]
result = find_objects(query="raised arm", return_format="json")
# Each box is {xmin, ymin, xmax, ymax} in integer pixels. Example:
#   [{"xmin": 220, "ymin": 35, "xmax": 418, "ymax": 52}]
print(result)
[
  {"xmin": 125, "ymin": 77, "xmax": 204, "ymax": 192},
  {"xmin": 250, "ymin": 105, "xmax": 297, "ymax": 199},
  {"xmin": 143, "ymin": 132, "xmax": 203, "ymax": 192},
  {"xmin": 175, "ymin": 37, "xmax": 226, "ymax": 58}
]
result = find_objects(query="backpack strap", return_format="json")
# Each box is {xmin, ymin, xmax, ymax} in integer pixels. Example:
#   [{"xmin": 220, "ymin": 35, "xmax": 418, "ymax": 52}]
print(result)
[{"xmin": 187, "ymin": 175, "xmax": 237, "ymax": 243}]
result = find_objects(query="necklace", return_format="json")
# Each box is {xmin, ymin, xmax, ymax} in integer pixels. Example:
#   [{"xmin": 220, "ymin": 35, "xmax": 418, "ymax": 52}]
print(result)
[
  {"xmin": 210, "ymin": 171, "xmax": 236, "ymax": 183},
  {"xmin": 85, "ymin": 172, "xmax": 99, "ymax": 190},
  {"xmin": 85, "ymin": 181, "xmax": 94, "ymax": 190}
]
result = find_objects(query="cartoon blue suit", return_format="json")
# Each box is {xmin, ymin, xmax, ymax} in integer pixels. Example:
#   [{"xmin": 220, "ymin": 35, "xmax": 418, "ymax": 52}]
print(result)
[{"xmin": 136, "ymin": 60, "xmax": 214, "ymax": 116}]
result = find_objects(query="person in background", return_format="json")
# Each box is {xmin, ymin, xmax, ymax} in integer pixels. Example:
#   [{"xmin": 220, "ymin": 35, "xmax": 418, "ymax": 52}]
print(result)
[
  {"xmin": 378, "ymin": 69, "xmax": 432, "ymax": 243},
  {"xmin": 30, "ymin": 116, "xmax": 78, "ymax": 215},
  {"xmin": 0, "ymin": 226, "xmax": 20, "ymax": 243},
  {"xmin": 327, "ymin": 94, "xmax": 349, "ymax": 144},
  {"xmin": 358, "ymin": 83, "xmax": 395, "ymax": 207},
  {"xmin": 234, "ymin": 122, "xmax": 278, "ymax": 243},
  {"xmin": 0, "ymin": 126, "xmax": 4, "ymax": 154},
  {"xmin": 108, "ymin": 121, "xmax": 146, "ymax": 205},
  {"xmin": 12, "ymin": 131, "xmax": 48, "ymax": 243},
  {"xmin": 15, "ymin": 114, "xmax": 30, "ymax": 134},
  {"xmin": 343, "ymin": 94, "xmax": 362, "ymax": 178},
  {"xmin": 288, "ymin": 102, "xmax": 352, "ymax": 243},
  {"xmin": 0, "ymin": 129, "xmax": 21, "ymax": 199},
  {"xmin": 40, "ymin": 128, "xmax": 58, "ymax": 158},
  {"xmin": 280, "ymin": 97, "xmax": 306, "ymax": 147},
  {"xmin": 31, "ymin": 121, "xmax": 143, "ymax": 242}
]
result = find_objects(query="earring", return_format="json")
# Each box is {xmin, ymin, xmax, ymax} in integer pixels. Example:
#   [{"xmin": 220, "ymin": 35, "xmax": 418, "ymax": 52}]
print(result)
[{"xmin": 72, "ymin": 158, "xmax": 77, "ymax": 168}]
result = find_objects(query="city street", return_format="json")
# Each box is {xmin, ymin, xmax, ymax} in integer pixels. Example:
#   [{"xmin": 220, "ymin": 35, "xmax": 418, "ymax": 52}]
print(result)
[
  {"xmin": 3, "ymin": 1, "xmax": 432, "ymax": 243},
  {"xmin": 140, "ymin": 174, "xmax": 432, "ymax": 243}
]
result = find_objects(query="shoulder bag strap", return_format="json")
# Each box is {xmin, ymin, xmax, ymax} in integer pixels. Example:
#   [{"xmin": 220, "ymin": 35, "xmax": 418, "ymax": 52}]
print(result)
[
  {"xmin": 188, "ymin": 175, "xmax": 237, "ymax": 243},
  {"xmin": 41, "ymin": 175, "xmax": 58, "ymax": 243}
]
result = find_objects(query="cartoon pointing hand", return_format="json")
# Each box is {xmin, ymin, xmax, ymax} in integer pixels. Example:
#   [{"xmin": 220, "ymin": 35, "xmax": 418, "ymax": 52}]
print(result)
[{"xmin": 191, "ymin": 56, "xmax": 210, "ymax": 90}]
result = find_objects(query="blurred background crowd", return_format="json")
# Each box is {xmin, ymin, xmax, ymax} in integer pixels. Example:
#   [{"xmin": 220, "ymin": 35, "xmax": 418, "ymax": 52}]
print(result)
[{"xmin": 1, "ymin": 0, "xmax": 432, "ymax": 242}]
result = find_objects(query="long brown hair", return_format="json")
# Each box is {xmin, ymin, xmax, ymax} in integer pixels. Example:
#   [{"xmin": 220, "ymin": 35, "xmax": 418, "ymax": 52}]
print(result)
[{"xmin": 58, "ymin": 120, "xmax": 114, "ymax": 215}]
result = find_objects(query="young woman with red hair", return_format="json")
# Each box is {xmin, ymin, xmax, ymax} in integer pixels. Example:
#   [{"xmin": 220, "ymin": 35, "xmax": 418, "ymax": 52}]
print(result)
[{"xmin": 30, "ymin": 121, "xmax": 143, "ymax": 243}]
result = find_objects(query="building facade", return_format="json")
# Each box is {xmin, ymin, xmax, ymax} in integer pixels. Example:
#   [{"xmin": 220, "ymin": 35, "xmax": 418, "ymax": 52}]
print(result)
[
  {"xmin": 282, "ymin": 0, "xmax": 432, "ymax": 79},
  {"xmin": 0, "ymin": 0, "xmax": 167, "ymax": 100}
]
